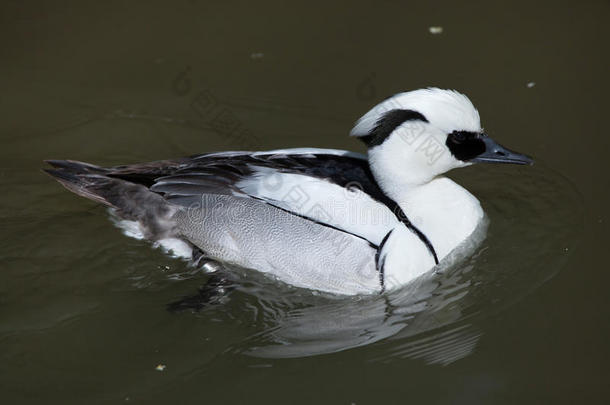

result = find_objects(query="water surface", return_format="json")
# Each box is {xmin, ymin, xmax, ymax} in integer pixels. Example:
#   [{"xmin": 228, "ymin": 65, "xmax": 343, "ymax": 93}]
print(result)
[{"xmin": 1, "ymin": 0, "xmax": 608, "ymax": 403}]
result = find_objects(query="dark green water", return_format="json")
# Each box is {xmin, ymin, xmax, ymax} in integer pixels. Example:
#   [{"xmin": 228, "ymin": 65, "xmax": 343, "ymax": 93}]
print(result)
[{"xmin": 1, "ymin": 0, "xmax": 608, "ymax": 403}]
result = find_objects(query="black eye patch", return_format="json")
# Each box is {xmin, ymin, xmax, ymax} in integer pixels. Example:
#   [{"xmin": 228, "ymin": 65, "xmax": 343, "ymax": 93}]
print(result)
[{"xmin": 446, "ymin": 131, "xmax": 486, "ymax": 161}]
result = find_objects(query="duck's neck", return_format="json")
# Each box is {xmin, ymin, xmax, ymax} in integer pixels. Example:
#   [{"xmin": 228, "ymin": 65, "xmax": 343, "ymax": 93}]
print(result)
[{"xmin": 368, "ymin": 154, "xmax": 484, "ymax": 261}]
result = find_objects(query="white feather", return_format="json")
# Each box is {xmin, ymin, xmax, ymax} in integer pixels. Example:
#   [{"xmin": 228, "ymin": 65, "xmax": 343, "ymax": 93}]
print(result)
[
  {"xmin": 154, "ymin": 238, "xmax": 193, "ymax": 259},
  {"xmin": 236, "ymin": 168, "xmax": 398, "ymax": 245}
]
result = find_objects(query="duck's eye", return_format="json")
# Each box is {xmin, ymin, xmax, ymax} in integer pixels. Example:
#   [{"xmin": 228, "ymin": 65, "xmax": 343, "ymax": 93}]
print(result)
[{"xmin": 450, "ymin": 131, "xmax": 468, "ymax": 143}]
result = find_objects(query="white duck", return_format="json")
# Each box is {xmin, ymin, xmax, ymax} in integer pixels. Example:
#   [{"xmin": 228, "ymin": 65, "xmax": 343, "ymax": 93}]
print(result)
[{"xmin": 45, "ymin": 88, "xmax": 532, "ymax": 295}]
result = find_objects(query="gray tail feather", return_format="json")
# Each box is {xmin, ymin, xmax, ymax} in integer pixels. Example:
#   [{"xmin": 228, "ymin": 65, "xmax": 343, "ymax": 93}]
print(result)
[
  {"xmin": 45, "ymin": 159, "xmax": 109, "ymax": 174},
  {"xmin": 44, "ymin": 160, "xmax": 177, "ymax": 240}
]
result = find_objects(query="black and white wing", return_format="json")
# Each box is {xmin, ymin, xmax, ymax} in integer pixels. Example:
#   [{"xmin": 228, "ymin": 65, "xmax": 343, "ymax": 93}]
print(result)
[{"xmin": 108, "ymin": 148, "xmax": 401, "ymax": 247}]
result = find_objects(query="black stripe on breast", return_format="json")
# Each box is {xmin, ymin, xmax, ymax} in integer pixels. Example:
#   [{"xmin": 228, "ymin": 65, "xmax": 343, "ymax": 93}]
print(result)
[
  {"xmin": 376, "ymin": 230, "xmax": 394, "ymax": 293},
  {"xmin": 386, "ymin": 202, "xmax": 439, "ymax": 265}
]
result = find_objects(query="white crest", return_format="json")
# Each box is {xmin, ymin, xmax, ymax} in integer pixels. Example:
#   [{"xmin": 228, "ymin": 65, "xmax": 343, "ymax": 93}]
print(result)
[{"xmin": 350, "ymin": 88, "xmax": 481, "ymax": 137}]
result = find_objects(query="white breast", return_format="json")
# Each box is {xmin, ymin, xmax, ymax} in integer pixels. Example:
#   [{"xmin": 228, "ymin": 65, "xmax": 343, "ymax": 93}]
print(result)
[{"xmin": 399, "ymin": 176, "xmax": 484, "ymax": 261}]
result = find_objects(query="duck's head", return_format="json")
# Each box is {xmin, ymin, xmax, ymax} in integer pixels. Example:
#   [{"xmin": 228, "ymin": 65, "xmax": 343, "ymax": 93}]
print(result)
[{"xmin": 350, "ymin": 88, "xmax": 532, "ymax": 186}]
